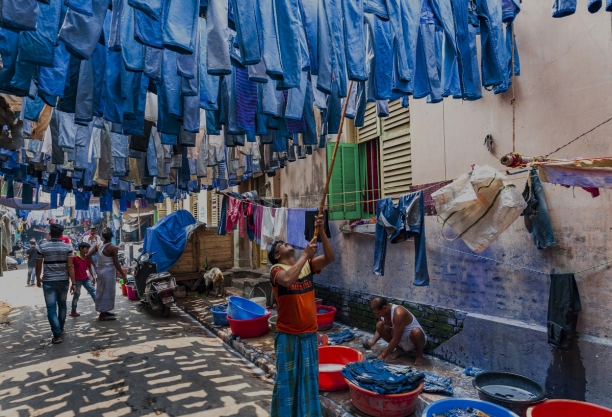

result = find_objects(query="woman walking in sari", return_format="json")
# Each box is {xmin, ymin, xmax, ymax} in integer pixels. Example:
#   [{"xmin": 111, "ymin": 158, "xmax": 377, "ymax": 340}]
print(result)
[{"xmin": 88, "ymin": 228, "xmax": 126, "ymax": 321}]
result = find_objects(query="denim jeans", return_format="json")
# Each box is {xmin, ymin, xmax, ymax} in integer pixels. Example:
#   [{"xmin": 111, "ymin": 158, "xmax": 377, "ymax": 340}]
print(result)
[
  {"xmin": 75, "ymin": 57, "xmax": 94, "ymax": 125},
  {"xmin": 364, "ymin": 0, "xmax": 389, "ymax": 19},
  {"xmin": 412, "ymin": 23, "xmax": 442, "ymax": 102},
  {"xmin": 23, "ymin": 96, "xmax": 45, "ymax": 122},
  {"xmin": 27, "ymin": 267, "xmax": 35, "ymax": 284},
  {"xmin": 450, "ymin": 0, "xmax": 482, "ymax": 100},
  {"xmin": 124, "ymin": 72, "xmax": 149, "ymax": 135},
  {"xmin": 177, "ymin": 16, "xmax": 201, "ymax": 80},
  {"xmin": 257, "ymin": 0, "xmax": 284, "ymax": 79},
  {"xmin": 59, "ymin": 0, "xmax": 109, "ymax": 60},
  {"xmin": 300, "ymin": 0, "xmax": 318, "ymax": 75},
  {"xmin": 67, "ymin": 0, "xmax": 93, "ymax": 16},
  {"xmin": 207, "ymin": 0, "xmax": 232, "ymax": 75},
  {"xmin": 342, "ymin": 0, "xmax": 367, "ymax": 81},
  {"xmin": 199, "ymin": 18, "xmax": 221, "ymax": 110},
  {"xmin": 161, "ymin": 48, "xmax": 183, "ymax": 117},
  {"xmin": 0, "ymin": 28, "xmax": 19, "ymax": 95},
  {"xmin": 1, "ymin": 0, "xmax": 39, "ymax": 32},
  {"xmin": 364, "ymin": 14, "xmax": 393, "ymax": 100},
  {"xmin": 135, "ymin": 7, "xmax": 164, "ymax": 49},
  {"xmin": 58, "ymin": 110, "xmax": 77, "ymax": 149},
  {"xmin": 430, "ymin": 0, "xmax": 459, "ymax": 98},
  {"xmin": 129, "ymin": 0, "xmax": 163, "ymax": 20},
  {"xmin": 43, "ymin": 280, "xmax": 69, "ymax": 338},
  {"xmin": 38, "ymin": 42, "xmax": 71, "ymax": 98},
  {"xmin": 144, "ymin": 47, "xmax": 162, "ymax": 81},
  {"xmin": 325, "ymin": 0, "xmax": 348, "ymax": 97},
  {"xmin": 373, "ymin": 191, "xmax": 429, "ymax": 286},
  {"xmin": 316, "ymin": 0, "xmax": 333, "ymax": 94},
  {"xmin": 163, "ymin": 0, "xmax": 199, "ymax": 53},
  {"xmin": 230, "ymin": 0, "xmax": 261, "ymax": 65},
  {"xmin": 385, "ymin": 0, "xmax": 410, "ymax": 83},
  {"xmin": 122, "ymin": 5, "xmax": 145, "ymax": 71},
  {"xmin": 275, "ymin": 0, "xmax": 302, "ymax": 89},
  {"xmin": 552, "ymin": 0, "xmax": 576, "ymax": 17},
  {"xmin": 15, "ymin": 0, "xmax": 62, "ymax": 68},
  {"xmin": 72, "ymin": 279, "xmax": 97, "ymax": 312},
  {"xmin": 477, "ymin": 0, "xmax": 505, "ymax": 88},
  {"xmin": 522, "ymin": 169, "xmax": 556, "ymax": 249},
  {"xmin": 285, "ymin": 71, "xmax": 308, "ymax": 120},
  {"xmin": 493, "ymin": 22, "xmax": 520, "ymax": 95},
  {"xmin": 103, "ymin": 48, "xmax": 125, "ymax": 124},
  {"xmin": 341, "ymin": 359, "xmax": 425, "ymax": 395}
]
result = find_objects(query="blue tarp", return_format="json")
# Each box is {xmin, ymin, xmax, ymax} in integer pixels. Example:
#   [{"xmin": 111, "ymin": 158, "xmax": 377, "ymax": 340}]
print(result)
[{"xmin": 143, "ymin": 210, "xmax": 196, "ymax": 272}]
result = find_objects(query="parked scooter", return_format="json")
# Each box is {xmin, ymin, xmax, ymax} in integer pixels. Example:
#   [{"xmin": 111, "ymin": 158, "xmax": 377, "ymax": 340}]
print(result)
[{"xmin": 133, "ymin": 252, "xmax": 177, "ymax": 317}]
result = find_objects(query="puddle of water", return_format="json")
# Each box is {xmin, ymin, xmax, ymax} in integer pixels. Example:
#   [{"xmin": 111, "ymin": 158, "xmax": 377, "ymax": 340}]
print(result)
[{"xmin": 481, "ymin": 384, "xmax": 537, "ymax": 400}]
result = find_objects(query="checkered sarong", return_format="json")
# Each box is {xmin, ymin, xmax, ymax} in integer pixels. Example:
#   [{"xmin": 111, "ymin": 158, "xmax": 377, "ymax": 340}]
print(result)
[{"xmin": 271, "ymin": 331, "xmax": 321, "ymax": 417}]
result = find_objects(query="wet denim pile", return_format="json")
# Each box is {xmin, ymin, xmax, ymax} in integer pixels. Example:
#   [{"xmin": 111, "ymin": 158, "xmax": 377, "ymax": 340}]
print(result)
[
  {"xmin": 327, "ymin": 328, "xmax": 355, "ymax": 345},
  {"xmin": 0, "ymin": 0, "xmax": 522, "ymax": 213},
  {"xmin": 341, "ymin": 358, "xmax": 425, "ymax": 394}
]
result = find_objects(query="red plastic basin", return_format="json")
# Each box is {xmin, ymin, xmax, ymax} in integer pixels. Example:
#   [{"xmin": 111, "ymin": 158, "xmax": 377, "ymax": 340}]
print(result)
[
  {"xmin": 228, "ymin": 310, "xmax": 271, "ymax": 339},
  {"xmin": 317, "ymin": 305, "xmax": 337, "ymax": 331},
  {"xmin": 527, "ymin": 400, "xmax": 612, "ymax": 417},
  {"xmin": 318, "ymin": 346, "xmax": 364, "ymax": 391},
  {"xmin": 345, "ymin": 379, "xmax": 424, "ymax": 417}
]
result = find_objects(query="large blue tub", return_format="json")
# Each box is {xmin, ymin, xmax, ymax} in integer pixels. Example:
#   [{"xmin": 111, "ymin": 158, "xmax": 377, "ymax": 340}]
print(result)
[
  {"xmin": 227, "ymin": 296, "xmax": 267, "ymax": 320},
  {"xmin": 422, "ymin": 398, "xmax": 519, "ymax": 417}
]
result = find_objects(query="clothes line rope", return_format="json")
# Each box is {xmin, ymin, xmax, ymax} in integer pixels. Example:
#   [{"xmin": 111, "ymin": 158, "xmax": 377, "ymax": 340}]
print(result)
[{"xmin": 544, "ymin": 115, "xmax": 612, "ymax": 158}]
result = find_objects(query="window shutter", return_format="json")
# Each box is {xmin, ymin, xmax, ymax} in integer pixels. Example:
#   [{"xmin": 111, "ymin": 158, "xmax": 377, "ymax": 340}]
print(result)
[
  {"xmin": 192, "ymin": 194, "xmax": 198, "ymax": 220},
  {"xmin": 357, "ymin": 102, "xmax": 380, "ymax": 143},
  {"xmin": 327, "ymin": 142, "xmax": 362, "ymax": 220},
  {"xmin": 157, "ymin": 203, "xmax": 167, "ymax": 219},
  {"xmin": 380, "ymin": 100, "xmax": 412, "ymax": 198},
  {"xmin": 211, "ymin": 193, "xmax": 220, "ymax": 227}
]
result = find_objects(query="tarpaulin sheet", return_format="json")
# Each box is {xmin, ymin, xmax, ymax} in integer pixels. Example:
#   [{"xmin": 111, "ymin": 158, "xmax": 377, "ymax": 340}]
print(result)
[
  {"xmin": 143, "ymin": 209, "xmax": 196, "ymax": 272},
  {"xmin": 537, "ymin": 158, "xmax": 612, "ymax": 189}
]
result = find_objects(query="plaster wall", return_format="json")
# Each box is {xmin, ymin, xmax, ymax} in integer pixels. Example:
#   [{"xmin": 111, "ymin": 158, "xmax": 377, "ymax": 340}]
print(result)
[{"xmin": 274, "ymin": 0, "xmax": 612, "ymax": 406}]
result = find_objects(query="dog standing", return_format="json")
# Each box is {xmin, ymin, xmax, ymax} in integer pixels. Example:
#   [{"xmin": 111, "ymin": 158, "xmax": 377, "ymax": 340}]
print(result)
[{"xmin": 201, "ymin": 267, "xmax": 226, "ymax": 297}]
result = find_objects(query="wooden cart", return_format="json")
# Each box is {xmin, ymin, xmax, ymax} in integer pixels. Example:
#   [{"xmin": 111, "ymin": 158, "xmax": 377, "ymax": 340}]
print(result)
[{"xmin": 168, "ymin": 224, "xmax": 234, "ymax": 291}]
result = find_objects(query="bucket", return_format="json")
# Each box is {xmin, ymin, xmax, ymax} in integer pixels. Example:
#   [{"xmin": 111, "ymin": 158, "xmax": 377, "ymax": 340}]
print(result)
[
  {"xmin": 316, "ymin": 305, "xmax": 337, "ymax": 331},
  {"xmin": 211, "ymin": 304, "xmax": 230, "ymax": 326},
  {"xmin": 228, "ymin": 310, "xmax": 271, "ymax": 338},
  {"xmin": 473, "ymin": 372, "xmax": 546, "ymax": 417},
  {"xmin": 318, "ymin": 346, "xmax": 364, "ymax": 391},
  {"xmin": 527, "ymin": 400, "xmax": 612, "ymax": 417},
  {"xmin": 248, "ymin": 287, "xmax": 267, "ymax": 308},
  {"xmin": 121, "ymin": 283, "xmax": 128, "ymax": 296},
  {"xmin": 127, "ymin": 285, "xmax": 137, "ymax": 301},
  {"xmin": 422, "ymin": 398, "xmax": 519, "ymax": 417},
  {"xmin": 227, "ymin": 296, "xmax": 267, "ymax": 320},
  {"xmin": 346, "ymin": 379, "xmax": 423, "ymax": 417},
  {"xmin": 268, "ymin": 315, "xmax": 277, "ymax": 332}
]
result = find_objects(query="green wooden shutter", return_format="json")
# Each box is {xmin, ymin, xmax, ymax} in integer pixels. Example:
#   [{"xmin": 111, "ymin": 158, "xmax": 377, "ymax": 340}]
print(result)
[{"xmin": 327, "ymin": 142, "xmax": 362, "ymax": 220}]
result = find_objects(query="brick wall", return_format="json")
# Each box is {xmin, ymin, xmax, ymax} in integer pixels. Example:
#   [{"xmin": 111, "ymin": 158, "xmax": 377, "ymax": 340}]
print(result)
[{"xmin": 315, "ymin": 283, "xmax": 467, "ymax": 352}]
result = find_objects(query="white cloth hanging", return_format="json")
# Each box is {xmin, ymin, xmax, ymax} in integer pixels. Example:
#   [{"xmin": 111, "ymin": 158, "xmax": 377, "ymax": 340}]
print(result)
[{"xmin": 273, "ymin": 207, "xmax": 287, "ymax": 241}]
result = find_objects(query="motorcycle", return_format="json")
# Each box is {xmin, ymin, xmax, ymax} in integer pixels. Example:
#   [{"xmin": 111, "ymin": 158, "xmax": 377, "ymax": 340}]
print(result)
[{"xmin": 133, "ymin": 252, "xmax": 177, "ymax": 318}]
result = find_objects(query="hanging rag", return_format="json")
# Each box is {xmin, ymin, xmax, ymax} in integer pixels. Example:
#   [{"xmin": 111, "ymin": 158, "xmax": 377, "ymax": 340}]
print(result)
[
  {"xmin": 286, "ymin": 208, "xmax": 308, "ymax": 250},
  {"xmin": 261, "ymin": 206, "xmax": 275, "ymax": 248},
  {"xmin": 521, "ymin": 169, "xmax": 556, "ymax": 249},
  {"xmin": 273, "ymin": 207, "xmax": 287, "ymax": 241},
  {"xmin": 304, "ymin": 209, "xmax": 331, "ymax": 242},
  {"xmin": 548, "ymin": 273, "xmax": 581, "ymax": 351}
]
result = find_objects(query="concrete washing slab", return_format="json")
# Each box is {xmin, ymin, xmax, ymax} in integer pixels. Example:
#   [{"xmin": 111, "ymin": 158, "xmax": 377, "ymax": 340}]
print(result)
[{"xmin": 176, "ymin": 294, "xmax": 480, "ymax": 417}]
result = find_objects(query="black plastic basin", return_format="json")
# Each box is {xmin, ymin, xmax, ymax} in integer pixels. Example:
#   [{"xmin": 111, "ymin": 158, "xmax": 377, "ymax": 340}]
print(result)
[{"xmin": 473, "ymin": 371, "xmax": 546, "ymax": 417}]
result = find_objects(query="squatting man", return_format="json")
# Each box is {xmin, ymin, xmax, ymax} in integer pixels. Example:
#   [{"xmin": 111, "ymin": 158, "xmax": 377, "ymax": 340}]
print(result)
[{"xmin": 363, "ymin": 296, "xmax": 427, "ymax": 365}]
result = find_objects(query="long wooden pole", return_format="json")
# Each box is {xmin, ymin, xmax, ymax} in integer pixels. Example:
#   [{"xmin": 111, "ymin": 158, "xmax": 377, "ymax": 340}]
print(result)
[{"xmin": 314, "ymin": 80, "xmax": 354, "ymax": 238}]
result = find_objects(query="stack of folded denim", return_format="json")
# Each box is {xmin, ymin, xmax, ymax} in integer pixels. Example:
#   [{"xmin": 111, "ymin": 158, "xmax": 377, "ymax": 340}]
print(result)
[
  {"xmin": 423, "ymin": 371, "xmax": 454, "ymax": 396},
  {"xmin": 341, "ymin": 359, "xmax": 425, "ymax": 394},
  {"xmin": 327, "ymin": 329, "xmax": 355, "ymax": 345}
]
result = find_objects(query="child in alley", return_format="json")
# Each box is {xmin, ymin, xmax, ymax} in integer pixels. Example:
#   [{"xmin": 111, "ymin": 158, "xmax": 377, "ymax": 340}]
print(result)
[{"xmin": 69, "ymin": 242, "xmax": 96, "ymax": 317}]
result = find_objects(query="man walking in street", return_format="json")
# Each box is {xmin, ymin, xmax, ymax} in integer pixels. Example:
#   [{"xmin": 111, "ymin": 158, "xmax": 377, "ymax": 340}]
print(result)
[
  {"xmin": 267, "ymin": 215, "xmax": 335, "ymax": 417},
  {"xmin": 26, "ymin": 239, "xmax": 38, "ymax": 286},
  {"xmin": 85, "ymin": 226, "xmax": 101, "ymax": 271},
  {"xmin": 36, "ymin": 224, "xmax": 76, "ymax": 344},
  {"xmin": 69, "ymin": 242, "xmax": 96, "ymax": 317}
]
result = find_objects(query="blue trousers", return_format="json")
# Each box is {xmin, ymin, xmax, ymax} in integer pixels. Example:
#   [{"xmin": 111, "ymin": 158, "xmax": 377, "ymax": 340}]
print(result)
[
  {"xmin": 72, "ymin": 278, "xmax": 97, "ymax": 312},
  {"xmin": 43, "ymin": 281, "xmax": 69, "ymax": 338}
]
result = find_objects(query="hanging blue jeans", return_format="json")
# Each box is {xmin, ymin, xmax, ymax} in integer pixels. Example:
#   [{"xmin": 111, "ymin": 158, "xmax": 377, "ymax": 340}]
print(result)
[
  {"xmin": 207, "ymin": 0, "xmax": 232, "ymax": 75},
  {"xmin": 412, "ymin": 23, "xmax": 442, "ymax": 103},
  {"xmin": 144, "ymin": 47, "xmax": 163, "ymax": 81},
  {"xmin": 124, "ymin": 72, "xmax": 149, "ymax": 135},
  {"xmin": 67, "ymin": 0, "xmax": 93, "ymax": 16},
  {"xmin": 372, "ymin": 15, "xmax": 394, "ymax": 100},
  {"xmin": 43, "ymin": 280, "xmax": 69, "ymax": 339},
  {"xmin": 199, "ymin": 18, "xmax": 220, "ymax": 110},
  {"xmin": 230, "ymin": 0, "xmax": 261, "ymax": 65},
  {"xmin": 257, "ymin": 0, "xmax": 284, "ymax": 79},
  {"xmin": 385, "ymin": 0, "xmax": 410, "ymax": 83},
  {"xmin": 103, "ymin": 49, "xmax": 125, "ymax": 124},
  {"xmin": 521, "ymin": 169, "xmax": 556, "ymax": 249},
  {"xmin": 75, "ymin": 57, "xmax": 94, "ymax": 125},
  {"xmin": 218, "ymin": 195, "xmax": 228, "ymax": 235},
  {"xmin": 275, "ymin": 0, "xmax": 302, "ymax": 89},
  {"xmin": 285, "ymin": 71, "xmax": 308, "ymax": 120},
  {"xmin": 342, "ymin": 0, "xmax": 367, "ymax": 81},
  {"xmin": 373, "ymin": 191, "xmax": 430, "ymax": 286},
  {"xmin": 163, "ymin": 0, "xmax": 199, "ymax": 53},
  {"xmin": 23, "ymin": 96, "xmax": 45, "ymax": 122},
  {"xmin": 59, "ymin": 0, "xmax": 109, "ymax": 60},
  {"xmin": 129, "ymin": 0, "xmax": 163, "ymax": 20},
  {"xmin": 493, "ymin": 22, "xmax": 519, "ymax": 95},
  {"xmin": 449, "ymin": 0, "xmax": 482, "ymax": 100},
  {"xmin": 552, "ymin": 0, "xmax": 576, "ymax": 17},
  {"xmin": 300, "ymin": 0, "xmax": 318, "ymax": 75},
  {"xmin": 16, "ymin": 0, "xmax": 62, "ymax": 68},
  {"xmin": 161, "ymin": 48, "xmax": 183, "ymax": 117},
  {"xmin": 1, "ymin": 0, "xmax": 39, "ymax": 32},
  {"xmin": 122, "ymin": 5, "xmax": 144, "ymax": 71},
  {"xmin": 325, "ymin": 0, "xmax": 348, "ymax": 97},
  {"xmin": 38, "ymin": 42, "xmax": 71, "ymax": 99},
  {"xmin": 0, "ymin": 28, "xmax": 19, "ymax": 95},
  {"xmin": 316, "ymin": 0, "xmax": 333, "ymax": 94},
  {"xmin": 364, "ymin": 0, "xmax": 389, "ymax": 19},
  {"xmin": 477, "ymin": 0, "xmax": 505, "ymax": 88},
  {"xmin": 135, "ymin": 7, "xmax": 164, "ymax": 49}
]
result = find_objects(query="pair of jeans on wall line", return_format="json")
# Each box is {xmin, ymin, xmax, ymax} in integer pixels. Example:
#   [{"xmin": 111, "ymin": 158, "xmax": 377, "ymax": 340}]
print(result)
[{"xmin": 373, "ymin": 191, "xmax": 430, "ymax": 286}]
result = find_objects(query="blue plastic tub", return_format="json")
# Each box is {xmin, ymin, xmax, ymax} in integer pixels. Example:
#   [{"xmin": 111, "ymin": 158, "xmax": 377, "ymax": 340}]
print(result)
[
  {"xmin": 210, "ymin": 304, "xmax": 230, "ymax": 326},
  {"xmin": 227, "ymin": 296, "xmax": 267, "ymax": 320},
  {"xmin": 422, "ymin": 398, "xmax": 519, "ymax": 417}
]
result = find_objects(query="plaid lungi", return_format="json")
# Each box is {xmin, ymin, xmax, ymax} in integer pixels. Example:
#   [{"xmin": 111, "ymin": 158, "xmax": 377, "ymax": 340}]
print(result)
[{"xmin": 271, "ymin": 331, "xmax": 321, "ymax": 417}]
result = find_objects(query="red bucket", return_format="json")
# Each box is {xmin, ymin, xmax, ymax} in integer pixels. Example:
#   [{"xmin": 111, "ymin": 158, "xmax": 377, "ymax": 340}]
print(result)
[
  {"xmin": 228, "ymin": 310, "xmax": 271, "ymax": 338},
  {"xmin": 316, "ymin": 305, "xmax": 336, "ymax": 331},
  {"xmin": 121, "ymin": 283, "xmax": 128, "ymax": 296},
  {"xmin": 318, "ymin": 346, "xmax": 364, "ymax": 391},
  {"xmin": 527, "ymin": 400, "xmax": 612, "ymax": 417},
  {"xmin": 345, "ymin": 379, "xmax": 424, "ymax": 417}
]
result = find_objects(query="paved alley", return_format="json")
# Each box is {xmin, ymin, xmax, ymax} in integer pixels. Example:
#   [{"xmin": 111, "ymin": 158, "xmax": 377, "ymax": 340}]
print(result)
[{"xmin": 0, "ymin": 265, "xmax": 272, "ymax": 417}]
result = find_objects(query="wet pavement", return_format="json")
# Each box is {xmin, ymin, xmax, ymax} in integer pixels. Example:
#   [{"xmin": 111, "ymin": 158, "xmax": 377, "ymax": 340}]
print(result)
[{"xmin": 0, "ymin": 265, "xmax": 273, "ymax": 417}]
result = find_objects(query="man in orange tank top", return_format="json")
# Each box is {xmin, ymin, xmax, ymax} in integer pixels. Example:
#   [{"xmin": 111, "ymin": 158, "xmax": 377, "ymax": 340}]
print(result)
[{"xmin": 268, "ymin": 215, "xmax": 335, "ymax": 417}]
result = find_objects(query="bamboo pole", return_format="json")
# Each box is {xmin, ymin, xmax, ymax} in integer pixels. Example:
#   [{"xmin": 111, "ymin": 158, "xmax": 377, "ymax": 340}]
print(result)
[{"xmin": 314, "ymin": 80, "xmax": 354, "ymax": 238}]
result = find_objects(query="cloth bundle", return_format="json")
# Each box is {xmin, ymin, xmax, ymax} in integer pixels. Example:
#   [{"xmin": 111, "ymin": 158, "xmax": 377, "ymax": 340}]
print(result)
[
  {"xmin": 341, "ymin": 359, "xmax": 425, "ymax": 395},
  {"xmin": 326, "ymin": 329, "xmax": 355, "ymax": 345}
]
